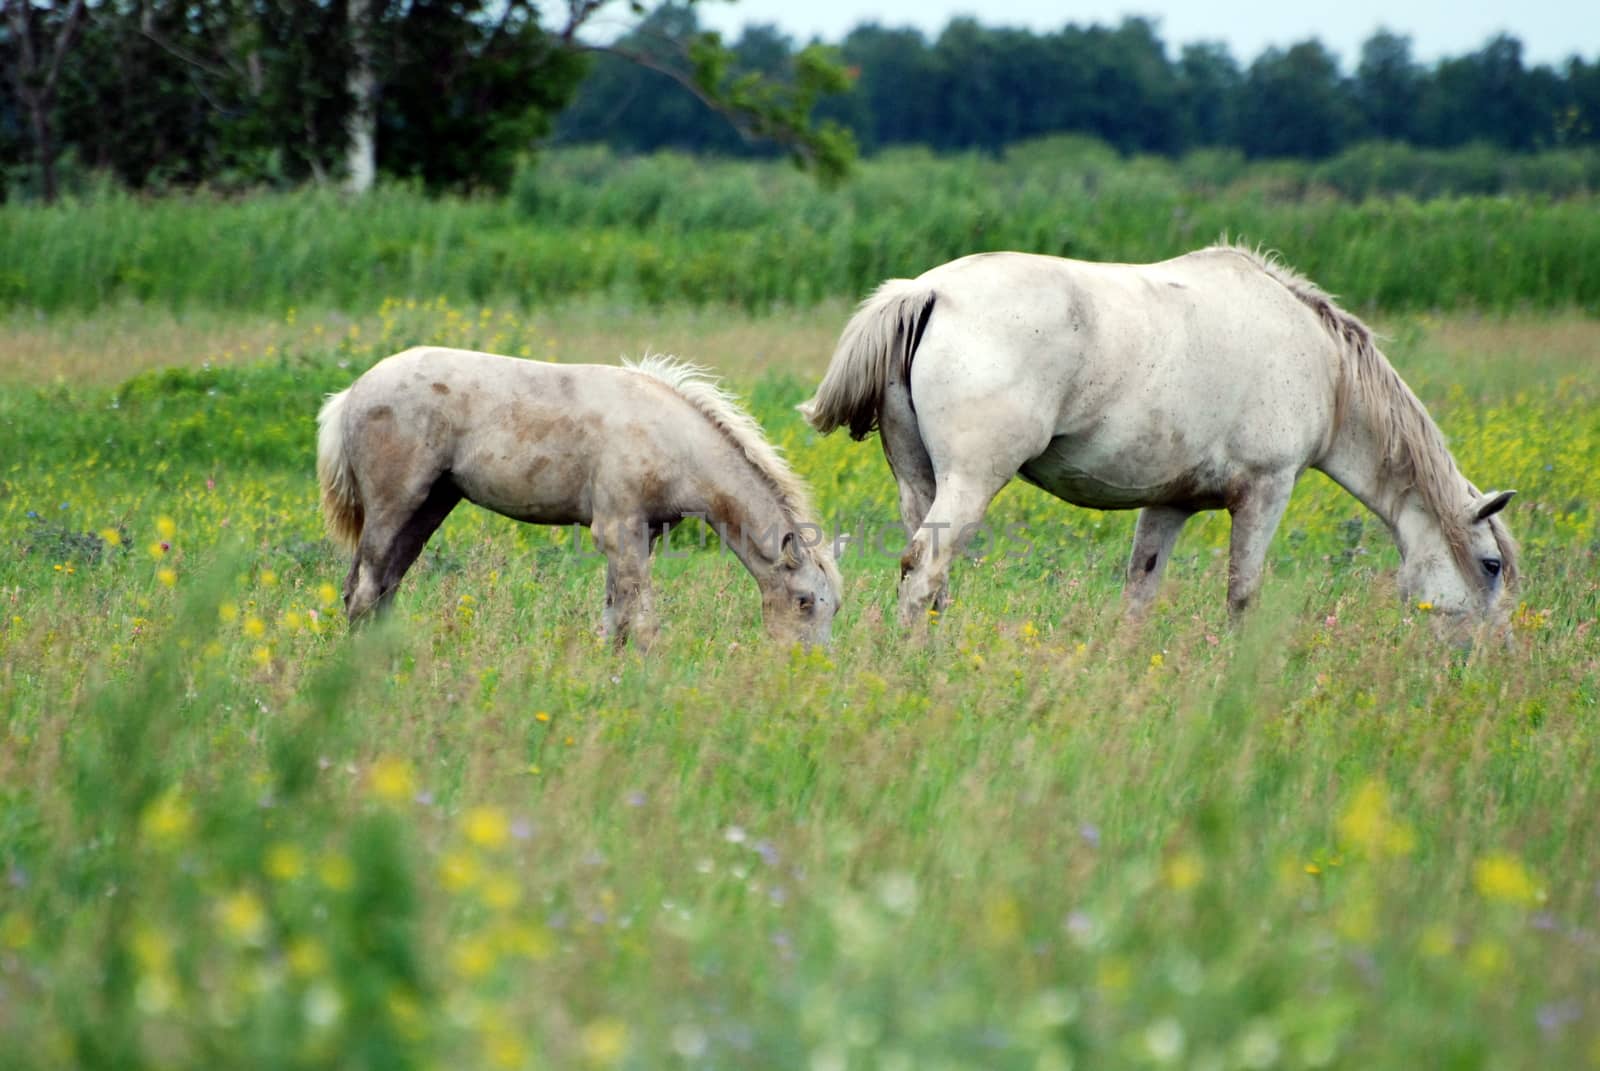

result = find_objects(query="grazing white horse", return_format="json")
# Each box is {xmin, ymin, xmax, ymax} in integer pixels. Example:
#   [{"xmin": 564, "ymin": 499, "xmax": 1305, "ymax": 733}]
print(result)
[
  {"xmin": 317, "ymin": 348, "xmax": 841, "ymax": 649},
  {"xmin": 800, "ymin": 244, "xmax": 1517, "ymax": 634}
]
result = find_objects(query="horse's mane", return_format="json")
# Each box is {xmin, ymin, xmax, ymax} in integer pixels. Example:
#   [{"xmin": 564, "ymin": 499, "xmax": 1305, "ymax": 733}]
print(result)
[
  {"xmin": 1211, "ymin": 241, "xmax": 1518, "ymax": 587},
  {"xmin": 624, "ymin": 354, "xmax": 843, "ymax": 594}
]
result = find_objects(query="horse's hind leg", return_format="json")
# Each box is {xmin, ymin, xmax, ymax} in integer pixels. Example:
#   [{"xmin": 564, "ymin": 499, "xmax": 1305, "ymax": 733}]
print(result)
[
  {"xmin": 881, "ymin": 379, "xmax": 936, "ymax": 530},
  {"xmin": 346, "ymin": 476, "xmax": 461, "ymax": 622},
  {"xmin": 897, "ymin": 391, "xmax": 1052, "ymax": 627},
  {"xmin": 1123, "ymin": 506, "xmax": 1194, "ymax": 619},
  {"xmin": 897, "ymin": 468, "xmax": 1014, "ymax": 628},
  {"xmin": 879, "ymin": 379, "xmax": 945, "ymax": 606}
]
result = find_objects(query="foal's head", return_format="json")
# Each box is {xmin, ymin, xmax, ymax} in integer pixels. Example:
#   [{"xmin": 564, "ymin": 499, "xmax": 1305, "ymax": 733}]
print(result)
[{"xmin": 759, "ymin": 530, "xmax": 842, "ymax": 648}]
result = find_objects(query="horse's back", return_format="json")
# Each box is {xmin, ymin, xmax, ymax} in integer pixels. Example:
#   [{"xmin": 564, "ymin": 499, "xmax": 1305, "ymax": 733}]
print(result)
[{"xmin": 342, "ymin": 348, "xmax": 650, "ymax": 525}]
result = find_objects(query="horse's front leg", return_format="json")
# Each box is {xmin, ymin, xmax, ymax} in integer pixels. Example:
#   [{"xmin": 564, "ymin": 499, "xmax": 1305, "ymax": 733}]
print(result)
[
  {"xmin": 1225, "ymin": 473, "xmax": 1296, "ymax": 619},
  {"xmin": 596, "ymin": 517, "xmax": 659, "ymax": 652},
  {"xmin": 1123, "ymin": 506, "xmax": 1194, "ymax": 619}
]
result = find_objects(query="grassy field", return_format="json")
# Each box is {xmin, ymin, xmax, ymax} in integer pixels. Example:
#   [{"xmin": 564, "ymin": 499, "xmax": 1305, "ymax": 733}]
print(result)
[{"xmin": 2, "ymin": 289, "xmax": 1597, "ymax": 1069}]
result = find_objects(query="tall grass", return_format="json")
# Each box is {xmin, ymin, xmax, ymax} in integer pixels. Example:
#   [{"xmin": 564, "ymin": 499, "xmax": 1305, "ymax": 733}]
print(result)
[
  {"xmin": 2, "ymin": 309, "xmax": 1597, "ymax": 1067},
  {"xmin": 5, "ymin": 142, "xmax": 1599, "ymax": 316}
]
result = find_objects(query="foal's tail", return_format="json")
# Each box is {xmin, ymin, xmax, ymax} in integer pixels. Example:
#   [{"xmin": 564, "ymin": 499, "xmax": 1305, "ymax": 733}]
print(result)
[
  {"xmin": 316, "ymin": 389, "xmax": 364, "ymax": 552},
  {"xmin": 799, "ymin": 279, "xmax": 936, "ymax": 440}
]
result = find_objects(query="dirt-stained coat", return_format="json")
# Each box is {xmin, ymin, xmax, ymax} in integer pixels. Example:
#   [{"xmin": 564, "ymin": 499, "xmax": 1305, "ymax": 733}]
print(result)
[{"xmin": 317, "ymin": 348, "xmax": 840, "ymax": 649}]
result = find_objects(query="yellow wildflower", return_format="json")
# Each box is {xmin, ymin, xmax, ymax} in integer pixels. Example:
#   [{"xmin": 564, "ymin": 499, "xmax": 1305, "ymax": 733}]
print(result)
[
  {"xmin": 463, "ymin": 806, "xmax": 510, "ymax": 850},
  {"xmin": 318, "ymin": 582, "xmax": 339, "ymax": 607},
  {"xmin": 450, "ymin": 936, "xmax": 497, "ymax": 979},
  {"xmin": 99, "ymin": 528, "xmax": 122, "ymax": 547},
  {"xmin": 1162, "ymin": 850, "xmax": 1204, "ymax": 891},
  {"xmin": 367, "ymin": 756, "xmax": 416, "ymax": 803},
  {"xmin": 157, "ymin": 568, "xmax": 177, "ymax": 588},
  {"xmin": 580, "ymin": 1018, "xmax": 630, "ymax": 1067},
  {"xmin": 216, "ymin": 890, "xmax": 268, "ymax": 945},
  {"xmin": 1472, "ymin": 853, "xmax": 1541, "ymax": 907},
  {"xmin": 1466, "ymin": 938, "xmax": 1509, "ymax": 979},
  {"xmin": 264, "ymin": 842, "xmax": 305, "ymax": 882},
  {"xmin": 440, "ymin": 851, "xmax": 480, "ymax": 892},
  {"xmin": 1335, "ymin": 780, "xmax": 1415, "ymax": 858},
  {"xmin": 318, "ymin": 853, "xmax": 355, "ymax": 891},
  {"xmin": 287, "ymin": 937, "xmax": 329, "ymax": 978},
  {"xmin": 156, "ymin": 516, "xmax": 177, "ymax": 541},
  {"xmin": 140, "ymin": 789, "xmax": 194, "ymax": 843}
]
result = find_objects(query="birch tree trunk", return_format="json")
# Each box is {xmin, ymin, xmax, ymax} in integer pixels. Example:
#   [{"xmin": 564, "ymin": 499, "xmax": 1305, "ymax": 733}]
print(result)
[{"xmin": 344, "ymin": 0, "xmax": 376, "ymax": 193}]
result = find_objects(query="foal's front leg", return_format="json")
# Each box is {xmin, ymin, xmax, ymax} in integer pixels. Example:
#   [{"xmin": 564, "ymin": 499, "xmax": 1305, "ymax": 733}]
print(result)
[{"xmin": 595, "ymin": 517, "xmax": 659, "ymax": 651}]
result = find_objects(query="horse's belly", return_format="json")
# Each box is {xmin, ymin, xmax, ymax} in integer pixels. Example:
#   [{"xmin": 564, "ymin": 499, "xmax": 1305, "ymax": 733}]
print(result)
[
  {"xmin": 1019, "ymin": 439, "xmax": 1226, "ymax": 511},
  {"xmin": 451, "ymin": 450, "xmax": 592, "ymax": 526}
]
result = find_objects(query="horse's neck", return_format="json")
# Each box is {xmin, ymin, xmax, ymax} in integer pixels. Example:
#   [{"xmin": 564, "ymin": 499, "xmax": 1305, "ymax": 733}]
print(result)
[{"xmin": 1316, "ymin": 390, "xmax": 1457, "ymax": 555}]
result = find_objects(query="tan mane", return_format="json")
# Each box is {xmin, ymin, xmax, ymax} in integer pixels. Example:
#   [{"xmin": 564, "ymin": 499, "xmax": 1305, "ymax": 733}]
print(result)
[
  {"xmin": 625, "ymin": 354, "xmax": 844, "ymax": 593},
  {"xmin": 1211, "ymin": 241, "xmax": 1517, "ymax": 587}
]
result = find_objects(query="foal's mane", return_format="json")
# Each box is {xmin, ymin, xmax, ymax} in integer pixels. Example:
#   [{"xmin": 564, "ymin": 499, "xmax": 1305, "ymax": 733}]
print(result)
[
  {"xmin": 1212, "ymin": 242, "xmax": 1517, "ymax": 585},
  {"xmin": 624, "ymin": 355, "xmax": 843, "ymax": 591}
]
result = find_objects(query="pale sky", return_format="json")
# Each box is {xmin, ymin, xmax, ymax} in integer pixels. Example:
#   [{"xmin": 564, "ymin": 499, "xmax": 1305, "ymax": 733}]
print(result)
[{"xmin": 691, "ymin": 0, "xmax": 1599, "ymax": 66}]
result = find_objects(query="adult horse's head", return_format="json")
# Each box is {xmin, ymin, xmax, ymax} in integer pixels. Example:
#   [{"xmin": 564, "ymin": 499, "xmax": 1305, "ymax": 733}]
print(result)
[
  {"xmin": 1397, "ymin": 487, "xmax": 1518, "ymax": 639},
  {"xmin": 758, "ymin": 529, "xmax": 842, "ymax": 648}
]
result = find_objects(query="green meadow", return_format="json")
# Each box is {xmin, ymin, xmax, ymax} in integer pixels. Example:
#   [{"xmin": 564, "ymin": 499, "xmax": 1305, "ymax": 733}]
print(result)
[{"xmin": 2, "ymin": 162, "xmax": 1599, "ymax": 1069}]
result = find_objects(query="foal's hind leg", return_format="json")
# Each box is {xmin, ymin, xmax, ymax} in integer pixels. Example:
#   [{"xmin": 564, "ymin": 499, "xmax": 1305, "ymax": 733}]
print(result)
[
  {"xmin": 345, "ymin": 476, "xmax": 462, "ymax": 622},
  {"xmin": 1123, "ymin": 506, "xmax": 1195, "ymax": 619}
]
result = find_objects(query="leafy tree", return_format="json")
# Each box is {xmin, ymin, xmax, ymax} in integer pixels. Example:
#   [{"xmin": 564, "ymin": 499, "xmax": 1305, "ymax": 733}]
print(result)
[
  {"xmin": 1236, "ymin": 41, "xmax": 1357, "ymax": 158},
  {"xmin": 830, "ymin": 24, "xmax": 940, "ymax": 149},
  {"xmin": 1354, "ymin": 30, "xmax": 1420, "ymax": 142},
  {"xmin": 1176, "ymin": 41, "xmax": 1241, "ymax": 148}
]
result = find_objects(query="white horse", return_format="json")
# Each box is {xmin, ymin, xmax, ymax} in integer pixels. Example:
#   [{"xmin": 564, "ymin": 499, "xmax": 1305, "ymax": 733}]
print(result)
[
  {"xmin": 800, "ymin": 244, "xmax": 1517, "ymax": 634},
  {"xmin": 317, "ymin": 348, "xmax": 841, "ymax": 649}
]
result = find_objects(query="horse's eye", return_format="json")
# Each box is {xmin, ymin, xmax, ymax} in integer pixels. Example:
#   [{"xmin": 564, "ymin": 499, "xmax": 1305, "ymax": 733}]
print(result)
[
  {"xmin": 796, "ymin": 594, "xmax": 816, "ymax": 613},
  {"xmin": 1482, "ymin": 557, "xmax": 1502, "ymax": 578}
]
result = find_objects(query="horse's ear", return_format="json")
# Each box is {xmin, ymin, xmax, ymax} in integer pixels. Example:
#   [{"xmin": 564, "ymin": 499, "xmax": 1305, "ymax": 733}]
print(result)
[
  {"xmin": 780, "ymin": 530, "xmax": 803, "ymax": 570},
  {"xmin": 1472, "ymin": 489, "xmax": 1516, "ymax": 522}
]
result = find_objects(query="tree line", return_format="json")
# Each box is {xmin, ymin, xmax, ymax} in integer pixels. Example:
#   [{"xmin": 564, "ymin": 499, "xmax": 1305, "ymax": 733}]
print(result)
[
  {"xmin": 3, "ymin": 1, "xmax": 1598, "ymax": 202},
  {"xmin": 564, "ymin": 9, "xmax": 1600, "ymax": 160}
]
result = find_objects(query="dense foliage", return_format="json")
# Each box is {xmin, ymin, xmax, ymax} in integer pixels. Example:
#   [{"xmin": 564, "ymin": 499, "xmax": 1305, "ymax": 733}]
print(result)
[{"xmin": 0, "ymin": 0, "xmax": 849, "ymax": 201}]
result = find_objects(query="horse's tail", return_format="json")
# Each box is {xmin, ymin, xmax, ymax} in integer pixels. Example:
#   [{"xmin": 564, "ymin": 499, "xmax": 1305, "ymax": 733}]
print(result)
[
  {"xmin": 799, "ymin": 279, "xmax": 936, "ymax": 440},
  {"xmin": 316, "ymin": 388, "xmax": 364, "ymax": 552}
]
